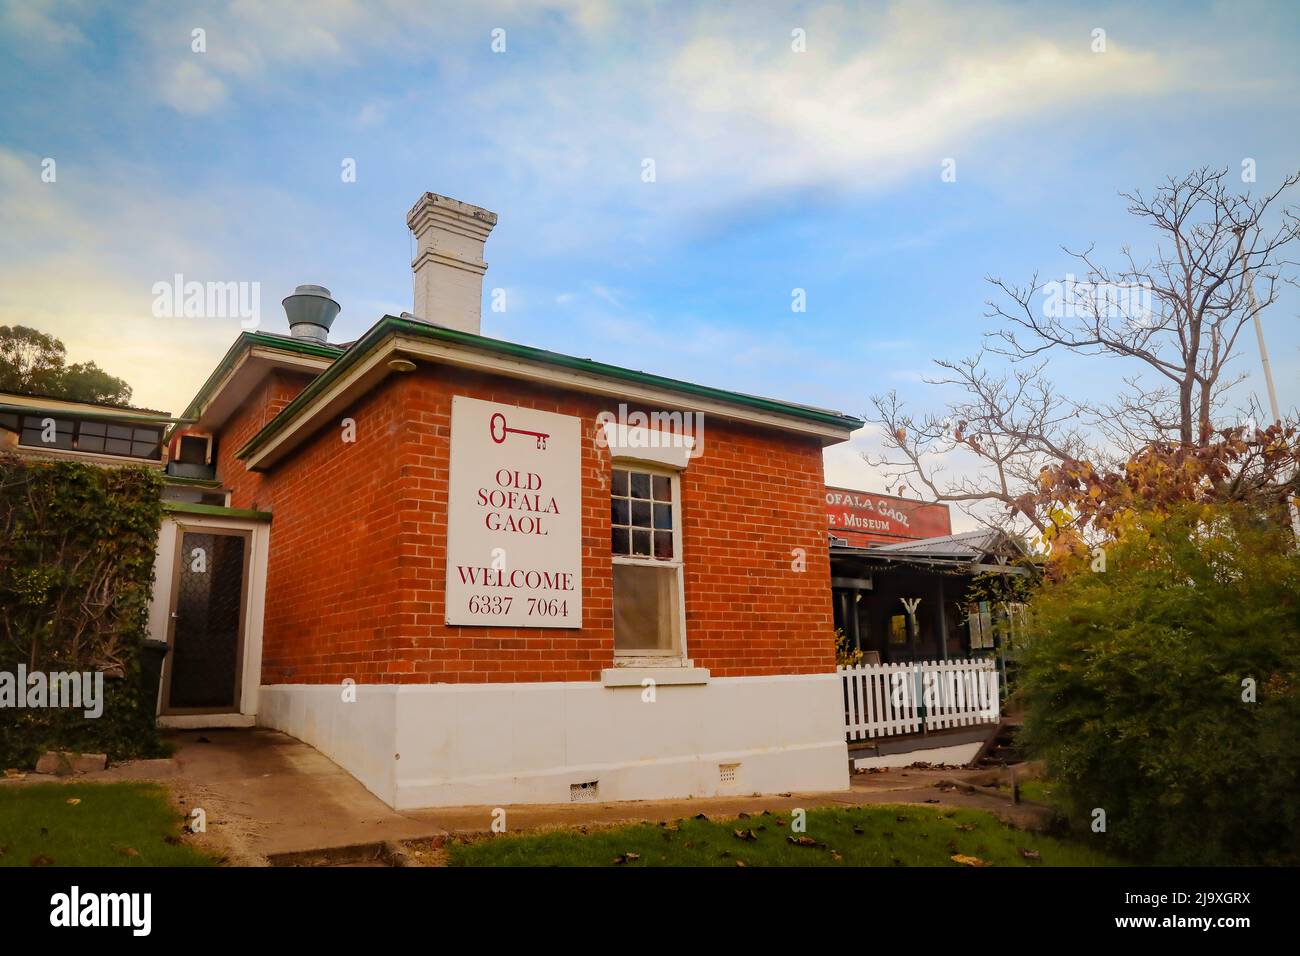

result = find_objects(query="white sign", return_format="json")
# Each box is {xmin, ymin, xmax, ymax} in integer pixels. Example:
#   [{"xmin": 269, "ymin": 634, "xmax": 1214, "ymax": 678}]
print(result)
[{"xmin": 445, "ymin": 396, "xmax": 582, "ymax": 627}]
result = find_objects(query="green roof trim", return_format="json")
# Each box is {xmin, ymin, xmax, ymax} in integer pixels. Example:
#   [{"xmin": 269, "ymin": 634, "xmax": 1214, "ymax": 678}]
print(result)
[
  {"xmin": 0, "ymin": 402, "xmax": 189, "ymax": 426},
  {"xmin": 167, "ymin": 331, "xmax": 344, "ymax": 442},
  {"xmin": 163, "ymin": 474, "xmax": 223, "ymax": 488},
  {"xmin": 163, "ymin": 501, "xmax": 272, "ymax": 522},
  {"xmin": 236, "ymin": 315, "xmax": 863, "ymax": 462}
]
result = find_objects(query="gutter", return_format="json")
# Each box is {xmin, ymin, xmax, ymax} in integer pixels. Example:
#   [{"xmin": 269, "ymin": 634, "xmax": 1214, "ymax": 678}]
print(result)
[{"xmin": 237, "ymin": 315, "xmax": 864, "ymax": 464}]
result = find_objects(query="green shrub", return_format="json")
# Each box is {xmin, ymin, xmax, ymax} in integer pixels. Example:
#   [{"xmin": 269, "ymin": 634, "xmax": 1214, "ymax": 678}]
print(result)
[
  {"xmin": 1018, "ymin": 505, "xmax": 1300, "ymax": 865},
  {"xmin": 0, "ymin": 454, "xmax": 166, "ymax": 767}
]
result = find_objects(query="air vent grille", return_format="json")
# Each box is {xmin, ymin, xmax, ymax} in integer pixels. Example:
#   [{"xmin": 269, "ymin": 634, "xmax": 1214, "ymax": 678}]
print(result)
[{"xmin": 570, "ymin": 781, "xmax": 599, "ymax": 803}]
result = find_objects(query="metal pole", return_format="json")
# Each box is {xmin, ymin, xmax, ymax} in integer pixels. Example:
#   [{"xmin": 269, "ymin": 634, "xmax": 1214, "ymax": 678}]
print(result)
[{"xmin": 1239, "ymin": 242, "xmax": 1300, "ymax": 540}]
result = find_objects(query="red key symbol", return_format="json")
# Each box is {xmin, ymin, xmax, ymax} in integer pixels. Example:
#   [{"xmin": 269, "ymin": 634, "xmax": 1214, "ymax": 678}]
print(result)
[{"xmin": 489, "ymin": 412, "xmax": 550, "ymax": 449}]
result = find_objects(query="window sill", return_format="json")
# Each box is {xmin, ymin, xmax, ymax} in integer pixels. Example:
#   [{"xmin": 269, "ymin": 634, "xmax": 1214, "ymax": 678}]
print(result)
[{"xmin": 601, "ymin": 665, "xmax": 710, "ymax": 687}]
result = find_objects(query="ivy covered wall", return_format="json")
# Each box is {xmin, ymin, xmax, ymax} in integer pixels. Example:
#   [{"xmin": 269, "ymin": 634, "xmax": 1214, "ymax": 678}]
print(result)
[{"xmin": 0, "ymin": 453, "xmax": 166, "ymax": 767}]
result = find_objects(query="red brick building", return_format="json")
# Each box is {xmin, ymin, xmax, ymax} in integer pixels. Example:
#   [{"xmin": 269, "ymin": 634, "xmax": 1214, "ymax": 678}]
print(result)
[{"xmin": 142, "ymin": 193, "xmax": 863, "ymax": 808}]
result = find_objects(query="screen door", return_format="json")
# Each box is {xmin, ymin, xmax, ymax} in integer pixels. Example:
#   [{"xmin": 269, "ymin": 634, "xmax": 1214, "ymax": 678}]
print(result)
[{"xmin": 163, "ymin": 528, "xmax": 250, "ymax": 713}]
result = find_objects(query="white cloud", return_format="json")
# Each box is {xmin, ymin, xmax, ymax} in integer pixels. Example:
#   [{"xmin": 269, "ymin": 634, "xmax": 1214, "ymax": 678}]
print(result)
[
  {"xmin": 0, "ymin": 147, "xmax": 316, "ymax": 413},
  {"xmin": 160, "ymin": 60, "xmax": 227, "ymax": 114},
  {"xmin": 1, "ymin": 0, "xmax": 88, "ymax": 48},
  {"xmin": 355, "ymin": 100, "xmax": 389, "ymax": 127}
]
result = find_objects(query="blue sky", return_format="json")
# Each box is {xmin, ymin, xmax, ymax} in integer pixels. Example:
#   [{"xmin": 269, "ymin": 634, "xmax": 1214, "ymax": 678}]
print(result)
[{"xmin": 2, "ymin": 0, "xmax": 1298, "ymax": 517}]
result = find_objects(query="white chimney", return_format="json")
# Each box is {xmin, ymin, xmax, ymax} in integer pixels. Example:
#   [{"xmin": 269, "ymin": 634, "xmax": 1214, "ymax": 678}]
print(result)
[{"xmin": 405, "ymin": 192, "xmax": 498, "ymax": 335}]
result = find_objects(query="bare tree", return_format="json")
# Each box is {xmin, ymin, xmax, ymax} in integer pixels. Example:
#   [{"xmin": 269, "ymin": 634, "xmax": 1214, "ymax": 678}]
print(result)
[{"xmin": 867, "ymin": 167, "xmax": 1300, "ymax": 532}]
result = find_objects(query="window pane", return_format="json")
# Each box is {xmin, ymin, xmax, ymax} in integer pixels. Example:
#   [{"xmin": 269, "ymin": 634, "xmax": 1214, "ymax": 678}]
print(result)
[
  {"xmin": 629, "ymin": 472, "xmax": 651, "ymax": 499},
  {"xmin": 630, "ymin": 500, "xmax": 651, "ymax": 527},
  {"xmin": 611, "ymin": 526, "xmax": 630, "ymax": 555},
  {"xmin": 611, "ymin": 498, "xmax": 629, "ymax": 526},
  {"xmin": 651, "ymin": 475, "xmax": 671, "ymax": 501},
  {"xmin": 889, "ymin": 615, "xmax": 909, "ymax": 644},
  {"xmin": 132, "ymin": 440, "xmax": 160, "ymax": 459},
  {"xmin": 106, "ymin": 423, "xmax": 133, "ymax": 440},
  {"xmin": 105, "ymin": 438, "xmax": 132, "ymax": 456},
  {"xmin": 22, "ymin": 417, "xmax": 72, "ymax": 449},
  {"xmin": 79, "ymin": 433, "xmax": 106, "ymax": 452},
  {"xmin": 653, "ymin": 531, "xmax": 673, "ymax": 559},
  {"xmin": 613, "ymin": 563, "xmax": 679, "ymax": 652},
  {"xmin": 653, "ymin": 503, "xmax": 672, "ymax": 530},
  {"xmin": 79, "ymin": 420, "xmax": 107, "ymax": 437},
  {"xmin": 178, "ymin": 435, "xmax": 207, "ymax": 465},
  {"xmin": 611, "ymin": 469, "xmax": 629, "ymax": 496},
  {"xmin": 0, "ymin": 413, "xmax": 18, "ymax": 431},
  {"xmin": 631, "ymin": 529, "xmax": 651, "ymax": 556}
]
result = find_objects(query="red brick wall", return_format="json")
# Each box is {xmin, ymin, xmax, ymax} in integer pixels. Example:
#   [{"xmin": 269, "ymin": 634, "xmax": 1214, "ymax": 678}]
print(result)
[
  {"xmin": 215, "ymin": 364, "xmax": 837, "ymax": 684},
  {"xmin": 217, "ymin": 370, "xmax": 316, "ymax": 512}
]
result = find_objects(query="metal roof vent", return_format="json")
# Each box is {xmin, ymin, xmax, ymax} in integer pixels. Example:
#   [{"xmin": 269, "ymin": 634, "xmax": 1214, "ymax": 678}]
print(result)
[{"xmin": 282, "ymin": 284, "xmax": 340, "ymax": 344}]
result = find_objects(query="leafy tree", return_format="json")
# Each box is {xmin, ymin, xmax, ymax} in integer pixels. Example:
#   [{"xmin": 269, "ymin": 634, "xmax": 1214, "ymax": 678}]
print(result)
[
  {"xmin": 1018, "ymin": 502, "xmax": 1300, "ymax": 864},
  {"xmin": 0, "ymin": 325, "xmax": 134, "ymax": 405}
]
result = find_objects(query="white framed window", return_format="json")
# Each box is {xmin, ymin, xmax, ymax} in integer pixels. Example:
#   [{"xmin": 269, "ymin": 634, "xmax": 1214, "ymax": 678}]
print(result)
[{"xmin": 610, "ymin": 464, "xmax": 685, "ymax": 657}]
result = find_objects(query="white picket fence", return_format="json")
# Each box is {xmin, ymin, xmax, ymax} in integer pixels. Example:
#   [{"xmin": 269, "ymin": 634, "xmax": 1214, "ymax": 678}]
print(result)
[{"xmin": 837, "ymin": 659, "xmax": 1000, "ymax": 741}]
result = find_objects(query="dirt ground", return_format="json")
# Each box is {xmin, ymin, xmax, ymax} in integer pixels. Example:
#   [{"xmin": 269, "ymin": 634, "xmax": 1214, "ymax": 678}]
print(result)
[{"xmin": 2, "ymin": 729, "xmax": 1045, "ymax": 865}]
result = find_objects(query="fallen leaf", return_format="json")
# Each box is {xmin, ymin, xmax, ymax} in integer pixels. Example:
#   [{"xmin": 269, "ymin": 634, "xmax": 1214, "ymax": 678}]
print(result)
[
  {"xmin": 951, "ymin": 854, "xmax": 991, "ymax": 867},
  {"xmin": 693, "ymin": 813, "xmax": 708, "ymax": 821},
  {"xmin": 733, "ymin": 829, "xmax": 758, "ymax": 841},
  {"xmin": 786, "ymin": 836, "xmax": 826, "ymax": 849},
  {"xmin": 612, "ymin": 852, "xmax": 640, "ymax": 864},
  {"xmin": 955, "ymin": 823, "xmax": 976, "ymax": 832},
  {"xmin": 737, "ymin": 812, "xmax": 751, "ymax": 819},
  {"xmin": 852, "ymin": 826, "xmax": 865, "ymax": 835},
  {"xmin": 117, "ymin": 846, "xmax": 140, "ymax": 858},
  {"xmin": 830, "ymin": 851, "xmax": 843, "ymax": 862},
  {"xmin": 1019, "ymin": 848, "xmax": 1042, "ymax": 861},
  {"xmin": 735, "ymin": 860, "xmax": 746, "ymax": 867},
  {"xmin": 30, "ymin": 855, "xmax": 54, "ymax": 866},
  {"xmin": 65, "ymin": 798, "xmax": 81, "ymax": 806}
]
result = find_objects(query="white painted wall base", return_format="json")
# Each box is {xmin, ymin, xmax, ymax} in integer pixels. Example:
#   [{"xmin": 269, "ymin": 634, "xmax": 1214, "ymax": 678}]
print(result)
[
  {"xmin": 851, "ymin": 741, "xmax": 983, "ymax": 771},
  {"xmin": 258, "ymin": 673, "xmax": 850, "ymax": 809}
]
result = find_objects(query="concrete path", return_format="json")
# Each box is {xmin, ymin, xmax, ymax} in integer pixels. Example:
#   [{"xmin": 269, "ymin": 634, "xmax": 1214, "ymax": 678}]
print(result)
[{"xmin": 6, "ymin": 729, "xmax": 1044, "ymax": 863}]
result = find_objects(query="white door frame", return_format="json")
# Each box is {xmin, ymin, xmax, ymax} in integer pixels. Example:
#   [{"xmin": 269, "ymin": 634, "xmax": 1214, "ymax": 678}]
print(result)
[{"xmin": 147, "ymin": 514, "xmax": 270, "ymax": 728}]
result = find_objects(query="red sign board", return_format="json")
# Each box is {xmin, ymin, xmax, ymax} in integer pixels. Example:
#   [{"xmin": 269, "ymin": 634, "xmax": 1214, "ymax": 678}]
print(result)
[{"xmin": 825, "ymin": 487, "xmax": 951, "ymax": 547}]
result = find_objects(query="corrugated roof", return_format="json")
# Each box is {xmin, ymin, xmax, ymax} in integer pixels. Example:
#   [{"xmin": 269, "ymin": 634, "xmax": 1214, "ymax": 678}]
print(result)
[{"xmin": 866, "ymin": 529, "xmax": 1010, "ymax": 559}]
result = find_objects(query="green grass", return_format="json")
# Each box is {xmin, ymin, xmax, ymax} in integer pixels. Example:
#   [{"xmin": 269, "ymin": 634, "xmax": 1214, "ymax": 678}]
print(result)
[
  {"xmin": 0, "ymin": 783, "xmax": 218, "ymax": 867},
  {"xmin": 1016, "ymin": 779, "xmax": 1063, "ymax": 808},
  {"xmin": 447, "ymin": 804, "xmax": 1119, "ymax": 867}
]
